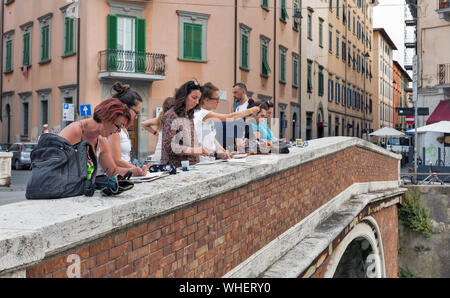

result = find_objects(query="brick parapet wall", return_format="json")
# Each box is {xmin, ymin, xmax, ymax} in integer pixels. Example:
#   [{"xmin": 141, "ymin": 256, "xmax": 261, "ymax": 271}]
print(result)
[{"xmin": 24, "ymin": 145, "xmax": 399, "ymax": 278}]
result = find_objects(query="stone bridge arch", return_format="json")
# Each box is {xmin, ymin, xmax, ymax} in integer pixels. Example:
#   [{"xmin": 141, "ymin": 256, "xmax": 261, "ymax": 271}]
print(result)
[{"xmin": 324, "ymin": 218, "xmax": 386, "ymax": 278}]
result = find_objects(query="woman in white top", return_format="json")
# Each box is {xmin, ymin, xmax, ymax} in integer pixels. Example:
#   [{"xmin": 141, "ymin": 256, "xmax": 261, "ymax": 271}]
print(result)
[
  {"xmin": 194, "ymin": 82, "xmax": 260, "ymax": 161},
  {"xmin": 107, "ymin": 82, "xmax": 150, "ymax": 174},
  {"xmin": 141, "ymin": 97, "xmax": 176, "ymax": 164}
]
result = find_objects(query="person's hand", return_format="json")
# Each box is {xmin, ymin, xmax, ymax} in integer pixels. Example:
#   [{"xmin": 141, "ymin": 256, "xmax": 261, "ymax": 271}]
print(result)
[
  {"xmin": 132, "ymin": 167, "xmax": 145, "ymax": 176},
  {"xmin": 249, "ymin": 106, "xmax": 260, "ymax": 116},
  {"xmin": 201, "ymin": 146, "xmax": 215, "ymax": 157},
  {"xmin": 217, "ymin": 151, "xmax": 232, "ymax": 160},
  {"xmin": 140, "ymin": 163, "xmax": 152, "ymax": 176}
]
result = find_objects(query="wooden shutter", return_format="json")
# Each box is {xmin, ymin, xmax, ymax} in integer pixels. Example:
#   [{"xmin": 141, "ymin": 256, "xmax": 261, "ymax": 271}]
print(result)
[
  {"xmin": 241, "ymin": 34, "xmax": 248, "ymax": 69},
  {"xmin": 184, "ymin": 23, "xmax": 202, "ymax": 60},
  {"xmin": 23, "ymin": 33, "xmax": 30, "ymax": 66},
  {"xmin": 135, "ymin": 18, "xmax": 146, "ymax": 73},
  {"xmin": 41, "ymin": 26, "xmax": 50, "ymax": 61},
  {"xmin": 6, "ymin": 41, "xmax": 12, "ymax": 71},
  {"xmin": 107, "ymin": 14, "xmax": 118, "ymax": 70}
]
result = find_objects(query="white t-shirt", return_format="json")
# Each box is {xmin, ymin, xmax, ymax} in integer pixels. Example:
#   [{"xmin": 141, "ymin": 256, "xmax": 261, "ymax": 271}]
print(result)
[
  {"xmin": 119, "ymin": 129, "xmax": 132, "ymax": 163},
  {"xmin": 235, "ymin": 100, "xmax": 249, "ymax": 113},
  {"xmin": 153, "ymin": 133, "xmax": 162, "ymax": 163},
  {"xmin": 194, "ymin": 108, "xmax": 218, "ymax": 162}
]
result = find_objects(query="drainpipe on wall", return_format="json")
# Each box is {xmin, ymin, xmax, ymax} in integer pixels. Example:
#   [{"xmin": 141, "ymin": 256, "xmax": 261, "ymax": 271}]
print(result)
[
  {"xmin": 273, "ymin": 0, "xmax": 276, "ymax": 118},
  {"xmin": 297, "ymin": 1, "xmax": 302, "ymax": 140},
  {"xmin": 0, "ymin": 0, "xmax": 4, "ymax": 122},
  {"xmin": 76, "ymin": 1, "xmax": 81, "ymax": 116},
  {"xmin": 234, "ymin": 0, "xmax": 237, "ymax": 86}
]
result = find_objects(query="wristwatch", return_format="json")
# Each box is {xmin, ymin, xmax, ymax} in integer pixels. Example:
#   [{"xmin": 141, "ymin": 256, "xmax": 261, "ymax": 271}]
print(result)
[
  {"xmin": 214, "ymin": 151, "xmax": 218, "ymax": 159},
  {"xmin": 153, "ymin": 131, "xmax": 157, "ymax": 135}
]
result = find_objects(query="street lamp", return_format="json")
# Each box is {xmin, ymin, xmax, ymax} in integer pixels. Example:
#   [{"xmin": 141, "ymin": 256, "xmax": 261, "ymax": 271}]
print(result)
[{"xmin": 294, "ymin": 3, "xmax": 302, "ymax": 140}]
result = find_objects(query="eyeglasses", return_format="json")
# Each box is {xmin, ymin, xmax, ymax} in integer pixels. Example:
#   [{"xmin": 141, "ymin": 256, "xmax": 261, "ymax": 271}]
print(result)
[
  {"xmin": 131, "ymin": 107, "xmax": 140, "ymax": 117},
  {"xmin": 208, "ymin": 97, "xmax": 220, "ymax": 101},
  {"xmin": 114, "ymin": 123, "xmax": 125, "ymax": 133}
]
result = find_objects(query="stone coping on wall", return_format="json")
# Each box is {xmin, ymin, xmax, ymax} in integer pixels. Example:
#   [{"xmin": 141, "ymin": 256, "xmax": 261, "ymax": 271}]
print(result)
[{"xmin": 0, "ymin": 137, "xmax": 401, "ymax": 274}]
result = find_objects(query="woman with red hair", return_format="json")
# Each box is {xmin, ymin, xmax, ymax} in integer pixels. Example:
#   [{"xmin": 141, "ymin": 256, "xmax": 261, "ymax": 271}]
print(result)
[{"xmin": 59, "ymin": 98, "xmax": 146, "ymax": 177}]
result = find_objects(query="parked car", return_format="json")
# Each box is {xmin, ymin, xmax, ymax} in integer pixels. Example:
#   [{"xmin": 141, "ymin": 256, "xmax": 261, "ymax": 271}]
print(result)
[
  {"xmin": 9, "ymin": 142, "xmax": 37, "ymax": 170},
  {"xmin": 0, "ymin": 143, "xmax": 11, "ymax": 152}
]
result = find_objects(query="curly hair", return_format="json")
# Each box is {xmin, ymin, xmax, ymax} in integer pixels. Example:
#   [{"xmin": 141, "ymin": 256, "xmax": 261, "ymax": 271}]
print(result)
[{"xmin": 173, "ymin": 80, "xmax": 203, "ymax": 119}]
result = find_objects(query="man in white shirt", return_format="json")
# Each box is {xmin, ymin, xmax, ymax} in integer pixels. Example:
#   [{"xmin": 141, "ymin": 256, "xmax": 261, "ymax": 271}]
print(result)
[{"xmin": 231, "ymin": 83, "xmax": 251, "ymax": 150}]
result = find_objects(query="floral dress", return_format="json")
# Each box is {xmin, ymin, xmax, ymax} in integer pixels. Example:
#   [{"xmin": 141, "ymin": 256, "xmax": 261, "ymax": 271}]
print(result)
[{"xmin": 160, "ymin": 107, "xmax": 200, "ymax": 168}]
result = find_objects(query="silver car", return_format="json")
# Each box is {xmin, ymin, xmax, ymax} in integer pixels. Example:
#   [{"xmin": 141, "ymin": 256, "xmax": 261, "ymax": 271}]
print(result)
[{"xmin": 9, "ymin": 143, "xmax": 37, "ymax": 170}]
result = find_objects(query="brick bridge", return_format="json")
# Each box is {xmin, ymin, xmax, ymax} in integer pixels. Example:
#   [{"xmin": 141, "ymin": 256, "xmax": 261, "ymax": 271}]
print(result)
[{"xmin": 0, "ymin": 137, "xmax": 405, "ymax": 278}]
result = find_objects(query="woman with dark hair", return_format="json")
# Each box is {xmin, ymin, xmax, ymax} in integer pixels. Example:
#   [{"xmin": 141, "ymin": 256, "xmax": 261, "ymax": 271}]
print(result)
[
  {"xmin": 59, "ymin": 98, "xmax": 145, "ymax": 177},
  {"xmin": 194, "ymin": 82, "xmax": 260, "ymax": 161},
  {"xmin": 141, "ymin": 97, "xmax": 176, "ymax": 163},
  {"xmin": 107, "ymin": 82, "xmax": 149, "ymax": 174},
  {"xmin": 160, "ymin": 80, "xmax": 213, "ymax": 167}
]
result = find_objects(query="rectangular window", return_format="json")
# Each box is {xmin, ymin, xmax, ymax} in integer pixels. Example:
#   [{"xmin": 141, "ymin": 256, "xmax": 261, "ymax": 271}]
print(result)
[
  {"xmin": 329, "ymin": 0, "xmax": 333, "ymax": 11},
  {"xmin": 23, "ymin": 33, "xmax": 31, "ymax": 66},
  {"xmin": 342, "ymin": 39, "xmax": 346, "ymax": 62},
  {"xmin": 307, "ymin": 61, "xmax": 313, "ymax": 93},
  {"xmin": 348, "ymin": 9, "xmax": 351, "ymax": 30},
  {"xmin": 342, "ymin": 85, "xmax": 346, "ymax": 106},
  {"xmin": 336, "ymin": 0, "xmax": 340, "ymax": 18},
  {"xmin": 319, "ymin": 20, "xmax": 323, "ymax": 47},
  {"xmin": 336, "ymin": 33, "xmax": 340, "ymax": 58},
  {"xmin": 280, "ymin": 0, "xmax": 288, "ymax": 22},
  {"xmin": 280, "ymin": 50, "xmax": 286, "ymax": 83},
  {"xmin": 293, "ymin": 0, "xmax": 300, "ymax": 30},
  {"xmin": 5, "ymin": 40, "xmax": 13, "ymax": 72},
  {"xmin": 40, "ymin": 25, "xmax": 50, "ymax": 62},
  {"xmin": 262, "ymin": 0, "xmax": 269, "ymax": 9},
  {"xmin": 328, "ymin": 27, "xmax": 333, "ymax": 52},
  {"xmin": 261, "ymin": 43, "xmax": 271, "ymax": 76},
  {"xmin": 307, "ymin": 13, "xmax": 312, "ymax": 40},
  {"xmin": 241, "ymin": 34, "xmax": 249, "ymax": 69},
  {"xmin": 22, "ymin": 102, "xmax": 29, "ymax": 137},
  {"xmin": 318, "ymin": 67, "xmax": 324, "ymax": 96},
  {"xmin": 183, "ymin": 23, "xmax": 202, "ymax": 60},
  {"xmin": 64, "ymin": 17, "xmax": 75, "ymax": 56},
  {"xmin": 293, "ymin": 56, "xmax": 298, "ymax": 87},
  {"xmin": 335, "ymin": 82, "xmax": 340, "ymax": 104}
]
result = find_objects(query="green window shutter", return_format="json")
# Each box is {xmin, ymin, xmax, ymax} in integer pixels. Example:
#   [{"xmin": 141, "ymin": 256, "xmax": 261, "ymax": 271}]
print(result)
[
  {"xmin": 293, "ymin": 59, "xmax": 298, "ymax": 86},
  {"xmin": 23, "ymin": 33, "xmax": 30, "ymax": 66},
  {"xmin": 184, "ymin": 23, "xmax": 202, "ymax": 60},
  {"xmin": 261, "ymin": 44, "xmax": 271, "ymax": 76},
  {"xmin": 6, "ymin": 40, "xmax": 12, "ymax": 72},
  {"xmin": 280, "ymin": 53, "xmax": 285, "ymax": 82},
  {"xmin": 107, "ymin": 14, "xmax": 118, "ymax": 70},
  {"xmin": 241, "ymin": 34, "xmax": 248, "ymax": 69},
  {"xmin": 64, "ymin": 18, "xmax": 75, "ymax": 55},
  {"xmin": 41, "ymin": 25, "xmax": 50, "ymax": 61},
  {"xmin": 135, "ymin": 18, "xmax": 146, "ymax": 73}
]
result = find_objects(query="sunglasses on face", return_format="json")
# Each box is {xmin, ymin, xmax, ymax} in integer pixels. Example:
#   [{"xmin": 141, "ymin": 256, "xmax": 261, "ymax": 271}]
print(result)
[
  {"xmin": 114, "ymin": 123, "xmax": 125, "ymax": 133},
  {"xmin": 131, "ymin": 107, "xmax": 140, "ymax": 117},
  {"xmin": 187, "ymin": 81, "xmax": 203, "ymax": 92}
]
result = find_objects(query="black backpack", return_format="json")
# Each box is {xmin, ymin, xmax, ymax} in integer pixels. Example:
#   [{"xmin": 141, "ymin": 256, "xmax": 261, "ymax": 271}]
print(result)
[{"xmin": 26, "ymin": 133, "xmax": 98, "ymax": 199}]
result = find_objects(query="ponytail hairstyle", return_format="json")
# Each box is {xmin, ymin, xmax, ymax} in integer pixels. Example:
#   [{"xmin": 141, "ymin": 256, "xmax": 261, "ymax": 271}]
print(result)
[{"xmin": 111, "ymin": 81, "xmax": 143, "ymax": 109}]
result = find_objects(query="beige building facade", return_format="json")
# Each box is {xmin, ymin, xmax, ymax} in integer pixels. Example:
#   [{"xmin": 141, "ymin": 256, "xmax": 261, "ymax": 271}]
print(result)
[
  {"xmin": 372, "ymin": 28, "xmax": 396, "ymax": 130},
  {"xmin": 327, "ymin": 0, "xmax": 375, "ymax": 139},
  {"xmin": 1, "ymin": 0, "xmax": 382, "ymax": 158},
  {"xmin": 414, "ymin": 0, "xmax": 450, "ymax": 127}
]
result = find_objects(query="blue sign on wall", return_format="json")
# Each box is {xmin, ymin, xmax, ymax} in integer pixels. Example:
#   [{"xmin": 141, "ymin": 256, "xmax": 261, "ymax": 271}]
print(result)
[{"xmin": 80, "ymin": 104, "xmax": 92, "ymax": 117}]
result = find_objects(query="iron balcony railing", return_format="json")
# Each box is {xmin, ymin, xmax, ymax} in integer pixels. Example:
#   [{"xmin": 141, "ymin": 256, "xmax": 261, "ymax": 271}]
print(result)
[
  {"xmin": 439, "ymin": 0, "xmax": 450, "ymax": 10},
  {"xmin": 98, "ymin": 50, "xmax": 166, "ymax": 76},
  {"xmin": 438, "ymin": 63, "xmax": 450, "ymax": 85}
]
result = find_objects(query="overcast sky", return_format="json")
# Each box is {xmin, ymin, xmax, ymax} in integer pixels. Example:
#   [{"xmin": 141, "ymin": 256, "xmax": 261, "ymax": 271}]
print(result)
[{"xmin": 373, "ymin": 0, "xmax": 405, "ymax": 67}]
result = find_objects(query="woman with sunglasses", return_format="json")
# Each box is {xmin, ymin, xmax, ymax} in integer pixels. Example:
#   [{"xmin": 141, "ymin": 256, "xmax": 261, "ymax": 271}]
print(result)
[
  {"xmin": 160, "ymin": 80, "xmax": 214, "ymax": 168},
  {"xmin": 107, "ymin": 82, "xmax": 150, "ymax": 175},
  {"xmin": 59, "ymin": 98, "xmax": 146, "ymax": 177},
  {"xmin": 194, "ymin": 82, "xmax": 260, "ymax": 161}
]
